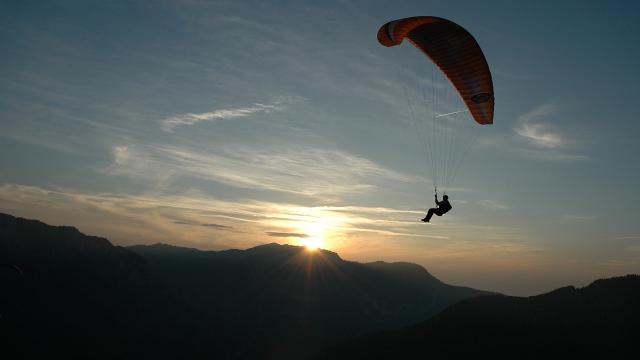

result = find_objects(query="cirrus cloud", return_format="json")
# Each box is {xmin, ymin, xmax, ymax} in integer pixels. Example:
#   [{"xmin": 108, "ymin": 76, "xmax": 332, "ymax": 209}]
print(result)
[
  {"xmin": 160, "ymin": 97, "xmax": 301, "ymax": 132},
  {"xmin": 513, "ymin": 103, "xmax": 590, "ymax": 162}
]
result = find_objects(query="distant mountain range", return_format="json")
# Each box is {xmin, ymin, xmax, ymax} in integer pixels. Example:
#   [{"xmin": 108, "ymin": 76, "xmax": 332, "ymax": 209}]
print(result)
[
  {"xmin": 3, "ymin": 212, "xmax": 638, "ymax": 359},
  {"xmin": 327, "ymin": 275, "xmax": 640, "ymax": 359},
  {"xmin": 0, "ymin": 213, "xmax": 490, "ymax": 359}
]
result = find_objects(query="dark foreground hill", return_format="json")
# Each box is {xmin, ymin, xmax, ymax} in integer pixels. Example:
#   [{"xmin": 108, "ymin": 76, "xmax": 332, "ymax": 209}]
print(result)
[
  {"xmin": 128, "ymin": 242, "xmax": 490, "ymax": 358},
  {"xmin": 0, "ymin": 213, "xmax": 489, "ymax": 359},
  {"xmin": 327, "ymin": 274, "xmax": 640, "ymax": 359}
]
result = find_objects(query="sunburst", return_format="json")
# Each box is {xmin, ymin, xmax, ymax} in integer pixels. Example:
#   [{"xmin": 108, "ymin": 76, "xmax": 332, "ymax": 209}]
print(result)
[{"xmin": 298, "ymin": 218, "xmax": 330, "ymax": 250}]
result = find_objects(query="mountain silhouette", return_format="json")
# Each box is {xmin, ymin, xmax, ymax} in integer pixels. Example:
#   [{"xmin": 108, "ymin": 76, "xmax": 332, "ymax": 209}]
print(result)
[
  {"xmin": 0, "ymin": 213, "xmax": 489, "ymax": 359},
  {"xmin": 327, "ymin": 274, "xmax": 640, "ymax": 359},
  {"xmin": 128, "ymin": 242, "xmax": 491, "ymax": 358},
  {"xmin": 0, "ymin": 213, "xmax": 159, "ymax": 359}
]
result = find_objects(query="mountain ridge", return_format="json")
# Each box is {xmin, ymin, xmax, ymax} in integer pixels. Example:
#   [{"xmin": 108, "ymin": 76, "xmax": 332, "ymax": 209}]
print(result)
[
  {"xmin": 7, "ymin": 212, "xmax": 636, "ymax": 359},
  {"xmin": 0, "ymin": 212, "xmax": 490, "ymax": 359},
  {"xmin": 327, "ymin": 274, "xmax": 640, "ymax": 359}
]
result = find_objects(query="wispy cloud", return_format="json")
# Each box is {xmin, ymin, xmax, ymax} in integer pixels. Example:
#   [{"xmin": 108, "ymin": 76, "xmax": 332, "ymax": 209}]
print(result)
[
  {"xmin": 160, "ymin": 98, "xmax": 297, "ymax": 132},
  {"xmin": 202, "ymin": 223, "xmax": 233, "ymax": 229},
  {"xmin": 513, "ymin": 104, "xmax": 589, "ymax": 161},
  {"xmin": 515, "ymin": 104, "xmax": 562, "ymax": 148},
  {"xmin": 514, "ymin": 149, "xmax": 591, "ymax": 162},
  {"xmin": 266, "ymin": 232, "xmax": 310, "ymax": 238},
  {"xmin": 515, "ymin": 122, "xmax": 562, "ymax": 148},
  {"xmin": 104, "ymin": 142, "xmax": 415, "ymax": 198},
  {"xmin": 174, "ymin": 221, "xmax": 233, "ymax": 230},
  {"xmin": 104, "ymin": 145, "xmax": 177, "ymax": 188}
]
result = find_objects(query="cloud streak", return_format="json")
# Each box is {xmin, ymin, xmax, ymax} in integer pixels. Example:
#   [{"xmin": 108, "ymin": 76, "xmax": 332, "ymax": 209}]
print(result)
[
  {"xmin": 513, "ymin": 104, "xmax": 589, "ymax": 162},
  {"xmin": 515, "ymin": 104, "xmax": 563, "ymax": 148},
  {"xmin": 104, "ymin": 142, "xmax": 415, "ymax": 198},
  {"xmin": 161, "ymin": 100, "xmax": 288, "ymax": 132},
  {"xmin": 515, "ymin": 122, "xmax": 562, "ymax": 148},
  {"xmin": 266, "ymin": 232, "xmax": 310, "ymax": 238},
  {"xmin": 174, "ymin": 221, "xmax": 233, "ymax": 230},
  {"xmin": 514, "ymin": 149, "xmax": 590, "ymax": 162}
]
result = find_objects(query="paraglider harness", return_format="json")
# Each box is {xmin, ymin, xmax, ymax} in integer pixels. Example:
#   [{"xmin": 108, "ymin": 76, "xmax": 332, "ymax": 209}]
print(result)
[{"xmin": 434, "ymin": 188, "xmax": 452, "ymax": 215}]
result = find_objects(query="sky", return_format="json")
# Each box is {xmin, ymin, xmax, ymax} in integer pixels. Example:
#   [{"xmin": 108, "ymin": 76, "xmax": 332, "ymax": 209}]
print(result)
[{"xmin": 1, "ymin": 0, "xmax": 639, "ymax": 296}]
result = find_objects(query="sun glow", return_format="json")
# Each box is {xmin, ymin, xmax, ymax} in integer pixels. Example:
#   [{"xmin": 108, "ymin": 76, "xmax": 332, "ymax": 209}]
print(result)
[
  {"xmin": 298, "ymin": 218, "xmax": 331, "ymax": 250},
  {"xmin": 266, "ymin": 206, "xmax": 350, "ymax": 251},
  {"xmin": 301, "ymin": 236, "xmax": 324, "ymax": 251}
]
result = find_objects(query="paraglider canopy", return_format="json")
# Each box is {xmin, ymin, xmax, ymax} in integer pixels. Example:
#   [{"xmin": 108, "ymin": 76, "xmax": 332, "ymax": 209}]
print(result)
[
  {"xmin": 377, "ymin": 16, "xmax": 494, "ymax": 125},
  {"xmin": 376, "ymin": 16, "xmax": 494, "ymax": 194}
]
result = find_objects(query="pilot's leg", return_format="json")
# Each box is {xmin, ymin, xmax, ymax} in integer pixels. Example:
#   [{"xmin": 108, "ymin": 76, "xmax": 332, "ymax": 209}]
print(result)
[{"xmin": 422, "ymin": 208, "xmax": 437, "ymax": 222}]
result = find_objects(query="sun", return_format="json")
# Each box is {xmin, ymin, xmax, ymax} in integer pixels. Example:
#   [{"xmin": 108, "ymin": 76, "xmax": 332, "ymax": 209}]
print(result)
[
  {"xmin": 298, "ymin": 219, "xmax": 329, "ymax": 251},
  {"xmin": 267, "ymin": 207, "xmax": 344, "ymax": 252},
  {"xmin": 300, "ymin": 237, "xmax": 324, "ymax": 251}
]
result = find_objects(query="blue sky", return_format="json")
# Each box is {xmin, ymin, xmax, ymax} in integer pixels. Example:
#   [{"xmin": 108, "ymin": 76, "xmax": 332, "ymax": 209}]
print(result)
[{"xmin": 1, "ymin": 0, "xmax": 639, "ymax": 295}]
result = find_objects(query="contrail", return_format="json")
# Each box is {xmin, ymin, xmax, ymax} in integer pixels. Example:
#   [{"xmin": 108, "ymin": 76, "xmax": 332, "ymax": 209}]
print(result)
[{"xmin": 436, "ymin": 109, "xmax": 469, "ymax": 118}]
